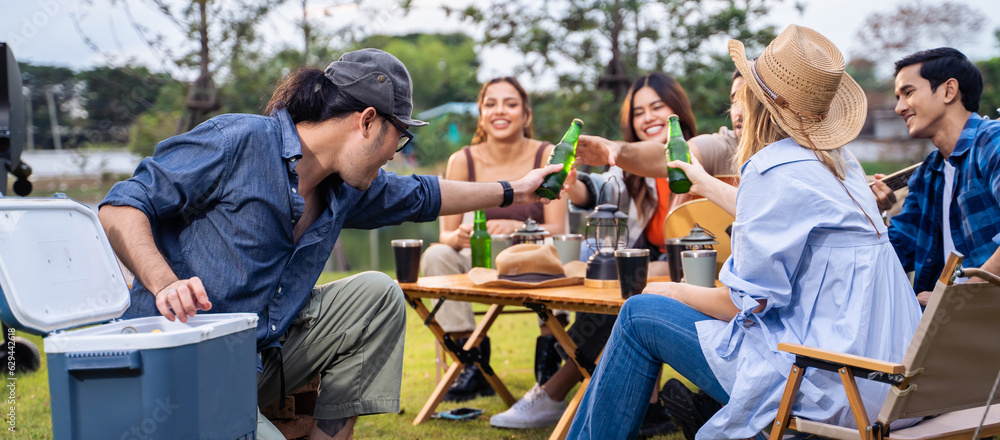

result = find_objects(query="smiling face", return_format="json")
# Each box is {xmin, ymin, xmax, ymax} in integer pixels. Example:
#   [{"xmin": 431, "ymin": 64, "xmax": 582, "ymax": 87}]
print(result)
[
  {"xmin": 478, "ymin": 81, "xmax": 529, "ymax": 142},
  {"xmin": 631, "ymin": 86, "xmax": 676, "ymax": 143},
  {"xmin": 894, "ymin": 63, "xmax": 949, "ymax": 140},
  {"xmin": 730, "ymin": 76, "xmax": 746, "ymax": 139}
]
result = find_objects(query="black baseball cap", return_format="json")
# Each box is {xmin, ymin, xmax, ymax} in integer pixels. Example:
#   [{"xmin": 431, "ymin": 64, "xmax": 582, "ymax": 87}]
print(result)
[{"xmin": 323, "ymin": 49, "xmax": 428, "ymax": 127}]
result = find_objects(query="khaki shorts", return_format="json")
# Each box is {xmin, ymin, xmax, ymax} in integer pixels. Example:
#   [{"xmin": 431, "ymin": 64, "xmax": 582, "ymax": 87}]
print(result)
[{"xmin": 256, "ymin": 271, "xmax": 406, "ymax": 437}]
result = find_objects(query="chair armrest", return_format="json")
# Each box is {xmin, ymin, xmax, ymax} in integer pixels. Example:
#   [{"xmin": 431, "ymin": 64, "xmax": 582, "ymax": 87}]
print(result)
[
  {"xmin": 959, "ymin": 268, "xmax": 1000, "ymax": 287},
  {"xmin": 778, "ymin": 342, "xmax": 904, "ymax": 375}
]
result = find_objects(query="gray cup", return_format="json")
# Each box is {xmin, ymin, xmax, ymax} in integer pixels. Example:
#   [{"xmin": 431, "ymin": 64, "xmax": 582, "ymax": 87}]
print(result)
[
  {"xmin": 552, "ymin": 234, "xmax": 584, "ymax": 265},
  {"xmin": 391, "ymin": 239, "xmax": 423, "ymax": 283},
  {"xmin": 681, "ymin": 249, "xmax": 717, "ymax": 287},
  {"xmin": 490, "ymin": 234, "xmax": 512, "ymax": 268}
]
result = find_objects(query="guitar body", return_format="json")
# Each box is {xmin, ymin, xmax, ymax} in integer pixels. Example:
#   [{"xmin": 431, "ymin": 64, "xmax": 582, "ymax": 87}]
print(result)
[{"xmin": 871, "ymin": 162, "xmax": 922, "ymax": 192}]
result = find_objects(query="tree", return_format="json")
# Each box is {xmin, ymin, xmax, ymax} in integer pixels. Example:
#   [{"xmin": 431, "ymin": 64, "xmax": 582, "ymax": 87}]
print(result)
[
  {"xmin": 18, "ymin": 63, "xmax": 76, "ymax": 150},
  {"xmin": 852, "ymin": 1, "xmax": 987, "ymax": 73},
  {"xmin": 352, "ymin": 33, "xmax": 482, "ymax": 164},
  {"xmin": 356, "ymin": 33, "xmax": 481, "ymax": 111},
  {"xmin": 441, "ymin": 0, "xmax": 783, "ymax": 135},
  {"xmin": 76, "ymin": 65, "xmax": 172, "ymax": 145},
  {"xmin": 446, "ymin": 1, "xmax": 779, "ymax": 96},
  {"xmin": 295, "ymin": 0, "xmax": 358, "ymax": 65},
  {"xmin": 977, "ymin": 55, "xmax": 999, "ymax": 118},
  {"xmin": 977, "ymin": 29, "xmax": 1000, "ymax": 119},
  {"xmin": 80, "ymin": 0, "xmax": 283, "ymax": 133},
  {"xmin": 219, "ymin": 48, "xmax": 307, "ymax": 115}
]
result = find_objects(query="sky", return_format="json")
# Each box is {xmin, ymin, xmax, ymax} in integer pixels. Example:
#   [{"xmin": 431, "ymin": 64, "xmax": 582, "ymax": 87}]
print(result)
[{"xmin": 3, "ymin": 0, "xmax": 999, "ymax": 90}]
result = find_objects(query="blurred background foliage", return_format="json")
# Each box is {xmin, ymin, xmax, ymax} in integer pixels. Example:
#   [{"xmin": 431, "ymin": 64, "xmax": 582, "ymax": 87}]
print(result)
[
  {"xmin": 14, "ymin": 0, "xmax": 782, "ymax": 159},
  {"xmin": 8, "ymin": 0, "xmax": 1000, "ymax": 275},
  {"xmin": 14, "ymin": 0, "xmax": 1000, "ymax": 162}
]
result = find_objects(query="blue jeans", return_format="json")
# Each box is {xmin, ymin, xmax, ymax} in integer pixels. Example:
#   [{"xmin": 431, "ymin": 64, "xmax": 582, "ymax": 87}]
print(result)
[{"xmin": 567, "ymin": 294, "xmax": 730, "ymax": 439}]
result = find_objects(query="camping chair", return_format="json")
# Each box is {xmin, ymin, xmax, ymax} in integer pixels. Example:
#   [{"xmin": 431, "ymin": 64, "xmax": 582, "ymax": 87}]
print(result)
[{"xmin": 769, "ymin": 252, "xmax": 1000, "ymax": 440}]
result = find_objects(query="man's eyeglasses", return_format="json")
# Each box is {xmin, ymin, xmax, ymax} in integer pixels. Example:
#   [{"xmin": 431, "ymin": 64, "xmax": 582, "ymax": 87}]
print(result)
[{"xmin": 384, "ymin": 116, "xmax": 413, "ymax": 153}]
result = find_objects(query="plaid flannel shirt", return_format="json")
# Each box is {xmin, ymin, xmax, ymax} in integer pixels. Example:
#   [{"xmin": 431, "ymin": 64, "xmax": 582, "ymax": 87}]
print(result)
[{"xmin": 889, "ymin": 114, "xmax": 1000, "ymax": 293}]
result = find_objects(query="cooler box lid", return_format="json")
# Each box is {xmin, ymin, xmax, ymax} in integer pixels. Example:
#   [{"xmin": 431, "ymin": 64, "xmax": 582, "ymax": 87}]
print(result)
[
  {"xmin": 43, "ymin": 313, "xmax": 260, "ymax": 353},
  {"xmin": 0, "ymin": 197, "xmax": 130, "ymax": 334}
]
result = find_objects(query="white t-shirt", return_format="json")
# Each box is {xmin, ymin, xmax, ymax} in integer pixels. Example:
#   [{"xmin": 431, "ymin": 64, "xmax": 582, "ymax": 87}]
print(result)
[{"xmin": 942, "ymin": 160, "xmax": 967, "ymax": 283}]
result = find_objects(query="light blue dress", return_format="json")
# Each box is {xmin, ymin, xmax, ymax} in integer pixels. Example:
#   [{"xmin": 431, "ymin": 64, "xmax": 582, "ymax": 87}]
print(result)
[{"xmin": 695, "ymin": 138, "xmax": 923, "ymax": 439}]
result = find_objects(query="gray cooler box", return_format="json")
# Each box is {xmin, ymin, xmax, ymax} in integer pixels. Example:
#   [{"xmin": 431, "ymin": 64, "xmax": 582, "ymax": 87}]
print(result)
[{"xmin": 0, "ymin": 196, "xmax": 258, "ymax": 439}]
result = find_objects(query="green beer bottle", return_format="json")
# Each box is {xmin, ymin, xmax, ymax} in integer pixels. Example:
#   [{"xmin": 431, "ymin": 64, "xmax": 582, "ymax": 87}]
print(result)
[
  {"xmin": 665, "ymin": 115, "xmax": 692, "ymax": 194},
  {"xmin": 470, "ymin": 209, "xmax": 491, "ymax": 268},
  {"xmin": 535, "ymin": 118, "xmax": 584, "ymax": 199}
]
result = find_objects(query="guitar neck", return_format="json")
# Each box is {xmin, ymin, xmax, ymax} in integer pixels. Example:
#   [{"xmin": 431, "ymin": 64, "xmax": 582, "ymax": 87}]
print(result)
[{"xmin": 871, "ymin": 162, "xmax": 922, "ymax": 192}]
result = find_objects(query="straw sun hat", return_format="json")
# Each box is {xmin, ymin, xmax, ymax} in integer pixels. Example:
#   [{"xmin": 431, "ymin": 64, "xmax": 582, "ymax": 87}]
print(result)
[
  {"xmin": 729, "ymin": 24, "xmax": 867, "ymax": 151},
  {"xmin": 469, "ymin": 244, "xmax": 586, "ymax": 288}
]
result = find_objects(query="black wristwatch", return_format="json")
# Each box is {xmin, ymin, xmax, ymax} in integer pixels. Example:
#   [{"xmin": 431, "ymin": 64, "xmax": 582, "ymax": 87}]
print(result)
[{"xmin": 498, "ymin": 180, "xmax": 514, "ymax": 207}]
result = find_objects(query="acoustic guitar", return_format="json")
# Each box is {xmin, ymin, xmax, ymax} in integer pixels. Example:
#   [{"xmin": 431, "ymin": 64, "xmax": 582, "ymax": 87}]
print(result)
[{"xmin": 870, "ymin": 162, "xmax": 922, "ymax": 192}]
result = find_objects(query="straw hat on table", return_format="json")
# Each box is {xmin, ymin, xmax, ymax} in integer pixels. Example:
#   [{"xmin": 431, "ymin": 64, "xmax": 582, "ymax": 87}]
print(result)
[{"xmin": 469, "ymin": 244, "xmax": 586, "ymax": 288}]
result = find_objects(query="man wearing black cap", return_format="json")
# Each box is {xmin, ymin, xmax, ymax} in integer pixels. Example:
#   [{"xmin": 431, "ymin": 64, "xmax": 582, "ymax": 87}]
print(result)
[{"xmin": 98, "ymin": 49, "xmax": 560, "ymax": 439}]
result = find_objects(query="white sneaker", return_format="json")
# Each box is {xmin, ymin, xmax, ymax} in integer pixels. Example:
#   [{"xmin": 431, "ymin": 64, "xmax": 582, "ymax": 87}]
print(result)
[{"xmin": 490, "ymin": 383, "xmax": 567, "ymax": 429}]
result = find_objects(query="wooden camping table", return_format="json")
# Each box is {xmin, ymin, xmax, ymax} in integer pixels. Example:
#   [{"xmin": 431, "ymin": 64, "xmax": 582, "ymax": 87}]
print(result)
[{"xmin": 399, "ymin": 274, "xmax": 670, "ymax": 440}]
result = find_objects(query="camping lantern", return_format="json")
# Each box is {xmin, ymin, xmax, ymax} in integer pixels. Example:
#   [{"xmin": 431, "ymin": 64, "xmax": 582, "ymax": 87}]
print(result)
[
  {"xmin": 511, "ymin": 217, "xmax": 550, "ymax": 245},
  {"xmin": 584, "ymin": 203, "xmax": 629, "ymax": 288},
  {"xmin": 677, "ymin": 223, "xmax": 718, "ymax": 250}
]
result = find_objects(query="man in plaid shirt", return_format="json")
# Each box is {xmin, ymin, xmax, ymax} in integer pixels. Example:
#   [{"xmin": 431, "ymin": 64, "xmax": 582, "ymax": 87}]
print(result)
[{"xmin": 872, "ymin": 47, "xmax": 1000, "ymax": 306}]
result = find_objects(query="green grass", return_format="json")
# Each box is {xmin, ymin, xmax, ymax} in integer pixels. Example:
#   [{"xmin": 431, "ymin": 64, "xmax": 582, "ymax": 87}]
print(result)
[
  {"xmin": 5, "ymin": 332, "xmax": 50, "ymax": 439},
  {"xmin": 11, "ymin": 271, "xmax": 686, "ymax": 439}
]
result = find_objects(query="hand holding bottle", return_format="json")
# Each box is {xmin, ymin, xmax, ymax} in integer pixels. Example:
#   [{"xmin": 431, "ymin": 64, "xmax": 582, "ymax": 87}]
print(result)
[
  {"xmin": 536, "ymin": 119, "xmax": 584, "ymax": 199},
  {"xmin": 665, "ymin": 115, "xmax": 692, "ymax": 193},
  {"xmin": 510, "ymin": 164, "xmax": 564, "ymax": 204},
  {"xmin": 485, "ymin": 219, "xmax": 523, "ymax": 235},
  {"xmin": 666, "ymin": 153, "xmax": 711, "ymax": 196},
  {"xmin": 574, "ymin": 135, "xmax": 622, "ymax": 167},
  {"xmin": 443, "ymin": 223, "xmax": 473, "ymax": 250}
]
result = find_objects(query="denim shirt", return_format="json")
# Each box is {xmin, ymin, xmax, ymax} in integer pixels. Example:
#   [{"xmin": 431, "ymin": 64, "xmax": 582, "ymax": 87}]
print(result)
[
  {"xmin": 100, "ymin": 109, "xmax": 441, "ymax": 356},
  {"xmin": 889, "ymin": 114, "xmax": 1000, "ymax": 293}
]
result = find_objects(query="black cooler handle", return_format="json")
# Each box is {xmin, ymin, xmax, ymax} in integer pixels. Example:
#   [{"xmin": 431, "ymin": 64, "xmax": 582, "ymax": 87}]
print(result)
[{"xmin": 65, "ymin": 350, "xmax": 142, "ymax": 372}]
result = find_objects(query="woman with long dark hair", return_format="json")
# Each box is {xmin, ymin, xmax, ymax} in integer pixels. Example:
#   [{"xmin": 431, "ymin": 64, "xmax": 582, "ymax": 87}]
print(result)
[
  {"xmin": 490, "ymin": 72, "xmax": 737, "ymax": 435},
  {"xmin": 566, "ymin": 25, "xmax": 922, "ymax": 439}
]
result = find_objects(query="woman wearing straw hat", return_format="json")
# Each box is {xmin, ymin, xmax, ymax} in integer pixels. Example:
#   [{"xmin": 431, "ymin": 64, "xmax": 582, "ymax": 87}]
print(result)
[{"xmin": 566, "ymin": 25, "xmax": 922, "ymax": 439}]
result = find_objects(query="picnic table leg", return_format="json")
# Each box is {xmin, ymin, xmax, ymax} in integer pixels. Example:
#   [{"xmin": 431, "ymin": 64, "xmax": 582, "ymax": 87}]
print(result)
[
  {"xmin": 537, "ymin": 306, "xmax": 595, "ymax": 440},
  {"xmin": 468, "ymin": 304, "xmax": 517, "ymax": 406},
  {"xmin": 406, "ymin": 294, "xmax": 461, "ymax": 364},
  {"xmin": 549, "ymin": 376, "xmax": 590, "ymax": 440},
  {"xmin": 406, "ymin": 295, "xmax": 463, "ymax": 425},
  {"xmin": 406, "ymin": 296, "xmax": 515, "ymax": 424},
  {"xmin": 541, "ymin": 308, "xmax": 591, "ymax": 379},
  {"xmin": 414, "ymin": 361, "xmax": 466, "ymax": 425}
]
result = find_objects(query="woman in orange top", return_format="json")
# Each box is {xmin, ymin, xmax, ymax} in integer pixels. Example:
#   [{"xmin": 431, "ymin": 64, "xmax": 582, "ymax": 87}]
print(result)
[{"xmin": 492, "ymin": 73, "xmax": 727, "ymax": 435}]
